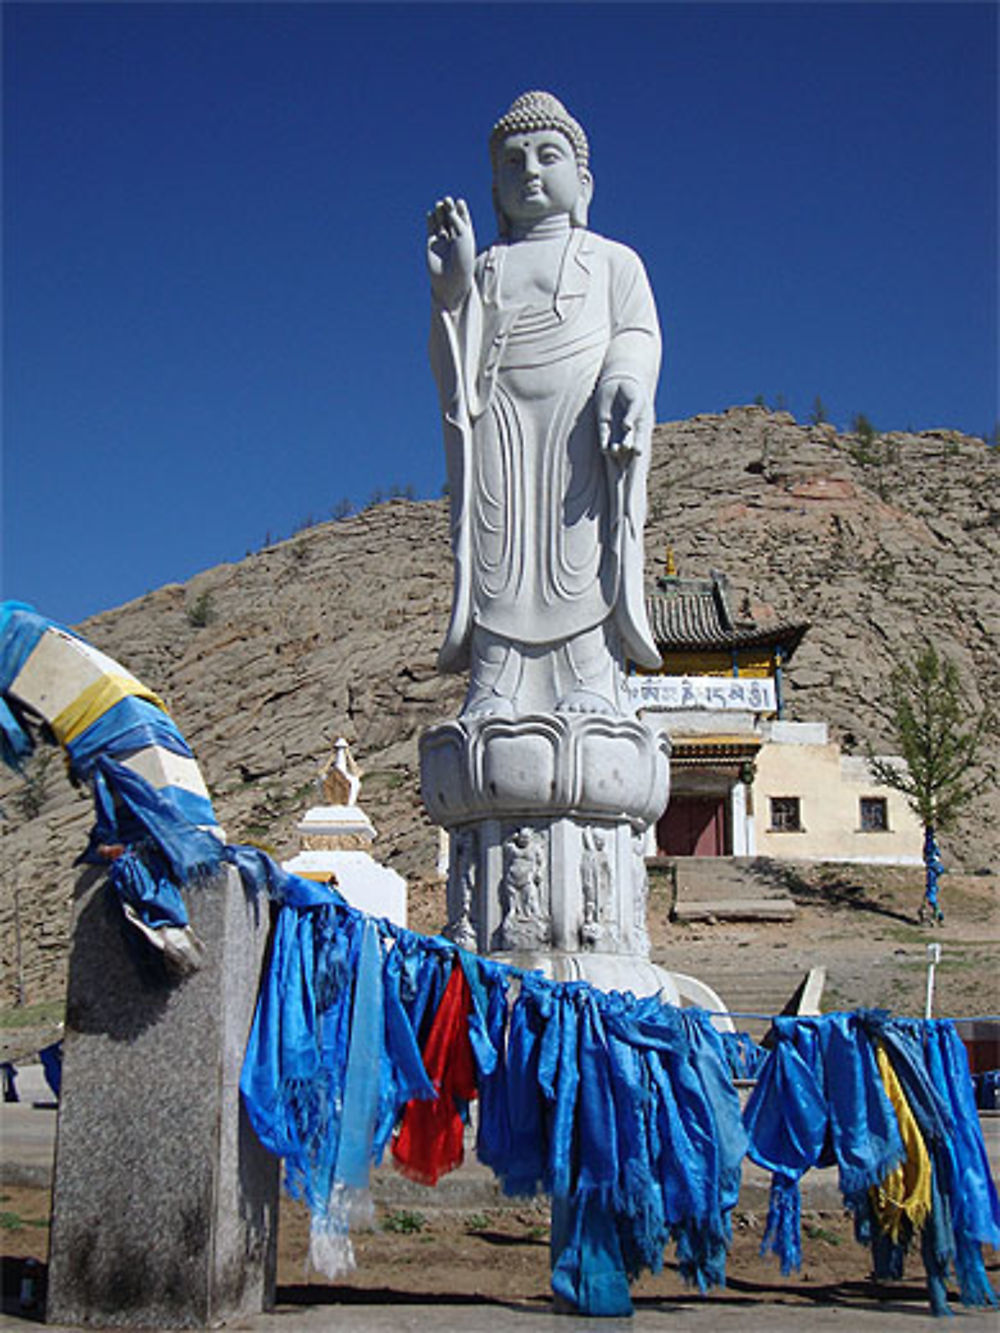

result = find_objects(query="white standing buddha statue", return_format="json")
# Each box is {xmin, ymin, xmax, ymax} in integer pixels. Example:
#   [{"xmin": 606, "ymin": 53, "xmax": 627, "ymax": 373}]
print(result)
[
  {"xmin": 420, "ymin": 93, "xmax": 702, "ymax": 1003},
  {"xmin": 427, "ymin": 90, "xmax": 663, "ymax": 719}
]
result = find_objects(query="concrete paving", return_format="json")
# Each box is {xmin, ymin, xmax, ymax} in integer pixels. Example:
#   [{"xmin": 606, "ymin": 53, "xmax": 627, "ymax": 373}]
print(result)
[
  {"xmin": 0, "ymin": 1062, "xmax": 847, "ymax": 1210},
  {"xmin": 4, "ymin": 1293, "xmax": 1000, "ymax": 1331},
  {"xmin": 0, "ymin": 1064, "xmax": 58, "ymax": 1189},
  {"xmin": 7, "ymin": 1066, "xmax": 999, "ymax": 1210}
]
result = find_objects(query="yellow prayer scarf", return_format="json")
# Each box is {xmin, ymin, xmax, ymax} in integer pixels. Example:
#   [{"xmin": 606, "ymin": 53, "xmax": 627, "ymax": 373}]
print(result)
[
  {"xmin": 51, "ymin": 675, "xmax": 167, "ymax": 746},
  {"xmin": 869, "ymin": 1040, "xmax": 933, "ymax": 1243}
]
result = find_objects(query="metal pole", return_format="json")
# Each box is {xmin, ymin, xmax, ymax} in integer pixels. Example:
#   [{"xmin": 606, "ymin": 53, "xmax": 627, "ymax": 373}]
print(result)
[
  {"xmin": 925, "ymin": 942, "xmax": 942, "ymax": 1019},
  {"xmin": 13, "ymin": 872, "xmax": 25, "ymax": 1007}
]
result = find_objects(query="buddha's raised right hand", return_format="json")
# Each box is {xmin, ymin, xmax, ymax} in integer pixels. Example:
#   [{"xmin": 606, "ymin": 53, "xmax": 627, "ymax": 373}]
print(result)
[{"xmin": 427, "ymin": 196, "xmax": 476, "ymax": 310}]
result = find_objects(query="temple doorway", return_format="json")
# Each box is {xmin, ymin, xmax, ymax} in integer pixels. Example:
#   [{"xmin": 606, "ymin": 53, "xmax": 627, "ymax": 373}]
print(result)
[{"xmin": 657, "ymin": 795, "xmax": 727, "ymax": 857}]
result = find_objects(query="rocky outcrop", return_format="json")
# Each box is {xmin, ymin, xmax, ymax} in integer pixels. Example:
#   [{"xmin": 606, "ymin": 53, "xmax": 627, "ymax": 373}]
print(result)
[{"xmin": 2, "ymin": 407, "xmax": 996, "ymax": 1006}]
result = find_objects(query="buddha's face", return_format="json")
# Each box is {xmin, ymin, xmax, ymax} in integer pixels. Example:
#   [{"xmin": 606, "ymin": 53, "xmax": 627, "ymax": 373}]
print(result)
[{"xmin": 494, "ymin": 129, "xmax": 585, "ymax": 227}]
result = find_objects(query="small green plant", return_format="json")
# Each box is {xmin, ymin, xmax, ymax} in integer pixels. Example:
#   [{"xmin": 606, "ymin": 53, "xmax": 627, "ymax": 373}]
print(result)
[
  {"xmin": 808, "ymin": 396, "xmax": 828, "ymax": 426},
  {"xmin": 0, "ymin": 1209, "xmax": 47, "ymax": 1232},
  {"xmin": 186, "ymin": 591, "xmax": 215, "ymax": 628},
  {"xmin": 804, "ymin": 1222, "xmax": 842, "ymax": 1246},
  {"xmin": 15, "ymin": 749, "xmax": 53, "ymax": 820},
  {"xmin": 852, "ymin": 411, "xmax": 876, "ymax": 441},
  {"xmin": 869, "ymin": 643, "xmax": 994, "ymax": 922},
  {"xmin": 365, "ymin": 769, "xmax": 406, "ymax": 790},
  {"xmin": 465, "ymin": 1213, "xmax": 489, "ymax": 1231},
  {"xmin": 845, "ymin": 413, "xmax": 882, "ymax": 466},
  {"xmin": 382, "ymin": 1209, "xmax": 427, "ymax": 1234},
  {"xmin": 869, "ymin": 553, "xmax": 897, "ymax": 589},
  {"xmin": 0, "ymin": 999, "xmax": 65, "ymax": 1030}
]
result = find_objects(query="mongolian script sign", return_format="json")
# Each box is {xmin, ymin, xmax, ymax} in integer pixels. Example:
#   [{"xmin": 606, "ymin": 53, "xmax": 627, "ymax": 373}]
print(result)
[{"xmin": 625, "ymin": 675, "xmax": 776, "ymax": 712}]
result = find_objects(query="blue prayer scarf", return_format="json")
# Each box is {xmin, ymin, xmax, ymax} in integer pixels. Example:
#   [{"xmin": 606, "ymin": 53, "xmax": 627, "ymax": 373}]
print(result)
[
  {"xmin": 866, "ymin": 1013, "xmax": 998, "ymax": 1315},
  {"xmin": 744, "ymin": 1012, "xmax": 905, "ymax": 1275},
  {"xmin": 746, "ymin": 1010, "xmax": 998, "ymax": 1318},
  {"xmin": 0, "ymin": 602, "xmax": 65, "ymax": 768},
  {"xmin": 923, "ymin": 1022, "xmax": 1000, "ymax": 1308}
]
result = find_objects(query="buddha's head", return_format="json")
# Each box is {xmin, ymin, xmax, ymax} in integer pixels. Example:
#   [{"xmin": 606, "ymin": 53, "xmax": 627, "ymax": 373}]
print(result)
[{"xmin": 490, "ymin": 91, "xmax": 593, "ymax": 235}]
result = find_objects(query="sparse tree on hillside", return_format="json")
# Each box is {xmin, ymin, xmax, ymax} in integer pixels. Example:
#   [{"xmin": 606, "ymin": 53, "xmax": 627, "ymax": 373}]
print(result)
[
  {"xmin": 851, "ymin": 412, "xmax": 876, "ymax": 444},
  {"xmin": 869, "ymin": 643, "xmax": 994, "ymax": 923},
  {"xmin": 808, "ymin": 396, "xmax": 828, "ymax": 426}
]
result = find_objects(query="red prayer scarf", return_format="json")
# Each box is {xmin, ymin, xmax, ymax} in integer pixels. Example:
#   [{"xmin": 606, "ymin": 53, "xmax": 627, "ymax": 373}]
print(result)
[{"xmin": 392, "ymin": 964, "xmax": 477, "ymax": 1184}]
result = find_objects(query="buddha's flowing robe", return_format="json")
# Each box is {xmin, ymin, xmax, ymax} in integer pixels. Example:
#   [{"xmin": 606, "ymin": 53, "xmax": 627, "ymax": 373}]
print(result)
[{"xmin": 430, "ymin": 228, "xmax": 662, "ymax": 674}]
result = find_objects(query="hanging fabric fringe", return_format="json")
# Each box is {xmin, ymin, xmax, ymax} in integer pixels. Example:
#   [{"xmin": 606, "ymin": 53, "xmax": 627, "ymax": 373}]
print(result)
[
  {"xmin": 232, "ymin": 851, "xmax": 750, "ymax": 1312},
  {"xmin": 744, "ymin": 1009, "xmax": 1000, "ymax": 1317},
  {"xmin": 718, "ymin": 1029, "xmax": 768, "ymax": 1080}
]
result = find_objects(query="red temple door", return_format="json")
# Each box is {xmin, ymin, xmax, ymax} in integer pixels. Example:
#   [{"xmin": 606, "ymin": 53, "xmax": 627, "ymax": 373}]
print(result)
[{"xmin": 657, "ymin": 796, "xmax": 727, "ymax": 857}]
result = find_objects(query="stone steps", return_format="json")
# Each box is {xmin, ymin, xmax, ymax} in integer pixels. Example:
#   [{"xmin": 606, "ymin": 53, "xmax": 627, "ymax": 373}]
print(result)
[
  {"xmin": 673, "ymin": 897, "xmax": 797, "ymax": 923},
  {"xmin": 652, "ymin": 855, "xmax": 798, "ymax": 923},
  {"xmin": 652, "ymin": 963, "xmax": 813, "ymax": 1028}
]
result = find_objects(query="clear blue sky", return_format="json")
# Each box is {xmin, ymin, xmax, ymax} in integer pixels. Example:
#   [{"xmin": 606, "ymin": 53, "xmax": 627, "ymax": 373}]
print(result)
[{"xmin": 4, "ymin": 2, "xmax": 997, "ymax": 627}]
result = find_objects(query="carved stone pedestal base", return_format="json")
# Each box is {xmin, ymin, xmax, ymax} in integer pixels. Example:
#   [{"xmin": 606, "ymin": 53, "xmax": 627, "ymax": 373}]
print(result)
[
  {"xmin": 504, "ymin": 950, "xmax": 682, "ymax": 1005},
  {"xmin": 420, "ymin": 711, "xmax": 670, "ymax": 971}
]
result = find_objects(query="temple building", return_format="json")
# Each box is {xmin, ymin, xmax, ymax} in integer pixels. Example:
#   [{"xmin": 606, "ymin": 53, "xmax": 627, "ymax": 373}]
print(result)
[{"xmin": 630, "ymin": 563, "xmax": 923, "ymax": 864}]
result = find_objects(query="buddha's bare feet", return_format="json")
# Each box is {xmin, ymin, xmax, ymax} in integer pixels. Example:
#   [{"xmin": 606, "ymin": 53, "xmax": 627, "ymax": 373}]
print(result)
[
  {"xmin": 555, "ymin": 689, "xmax": 615, "ymax": 715},
  {"xmin": 461, "ymin": 692, "xmax": 516, "ymax": 720}
]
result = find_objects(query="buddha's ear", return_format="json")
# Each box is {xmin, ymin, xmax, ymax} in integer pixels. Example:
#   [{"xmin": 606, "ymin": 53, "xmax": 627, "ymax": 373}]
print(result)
[
  {"xmin": 492, "ymin": 183, "xmax": 510, "ymax": 238},
  {"xmin": 572, "ymin": 167, "xmax": 593, "ymax": 228}
]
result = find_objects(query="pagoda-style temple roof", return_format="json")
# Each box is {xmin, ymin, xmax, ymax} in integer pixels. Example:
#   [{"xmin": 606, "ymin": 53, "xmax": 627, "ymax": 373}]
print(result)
[{"xmin": 645, "ymin": 570, "xmax": 809, "ymax": 660}]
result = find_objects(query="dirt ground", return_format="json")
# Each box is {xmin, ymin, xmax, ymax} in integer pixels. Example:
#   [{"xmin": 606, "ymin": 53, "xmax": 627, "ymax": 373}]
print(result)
[
  {"xmin": 4, "ymin": 1183, "xmax": 998, "ymax": 1315},
  {"xmin": 653, "ymin": 867, "xmax": 998, "ymax": 1028}
]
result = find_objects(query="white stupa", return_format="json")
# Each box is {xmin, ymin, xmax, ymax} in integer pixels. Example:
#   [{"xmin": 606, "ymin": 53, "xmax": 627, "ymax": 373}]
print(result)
[{"xmin": 283, "ymin": 738, "xmax": 407, "ymax": 926}]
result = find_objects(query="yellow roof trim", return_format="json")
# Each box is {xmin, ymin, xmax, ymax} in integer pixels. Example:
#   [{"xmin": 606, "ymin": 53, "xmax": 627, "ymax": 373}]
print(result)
[{"xmin": 672, "ymin": 735, "xmax": 762, "ymax": 748}]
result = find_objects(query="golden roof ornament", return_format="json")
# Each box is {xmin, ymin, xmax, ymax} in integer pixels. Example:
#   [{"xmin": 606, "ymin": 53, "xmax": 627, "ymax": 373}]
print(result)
[{"xmin": 317, "ymin": 737, "xmax": 361, "ymax": 806}]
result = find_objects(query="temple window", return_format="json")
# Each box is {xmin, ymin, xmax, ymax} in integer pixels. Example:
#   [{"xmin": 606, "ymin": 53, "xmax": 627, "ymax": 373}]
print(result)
[
  {"xmin": 769, "ymin": 796, "xmax": 802, "ymax": 832},
  {"xmin": 860, "ymin": 796, "xmax": 889, "ymax": 832}
]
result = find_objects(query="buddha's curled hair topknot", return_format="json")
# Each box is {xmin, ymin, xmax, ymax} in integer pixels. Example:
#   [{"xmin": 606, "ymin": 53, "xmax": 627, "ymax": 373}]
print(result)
[{"xmin": 489, "ymin": 91, "xmax": 589, "ymax": 169}]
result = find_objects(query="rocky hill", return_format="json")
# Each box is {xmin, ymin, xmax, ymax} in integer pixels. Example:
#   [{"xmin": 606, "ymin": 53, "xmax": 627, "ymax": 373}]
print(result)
[{"xmin": 2, "ymin": 406, "xmax": 997, "ymax": 1009}]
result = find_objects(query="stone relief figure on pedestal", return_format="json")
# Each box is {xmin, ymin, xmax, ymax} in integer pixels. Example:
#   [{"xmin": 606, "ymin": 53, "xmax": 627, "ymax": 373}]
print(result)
[
  {"xmin": 631, "ymin": 827, "xmax": 651, "ymax": 956},
  {"xmin": 580, "ymin": 827, "xmax": 612, "ymax": 949},
  {"xmin": 495, "ymin": 825, "xmax": 550, "ymax": 950},
  {"xmin": 427, "ymin": 90, "xmax": 662, "ymax": 719},
  {"xmin": 445, "ymin": 827, "xmax": 478, "ymax": 950}
]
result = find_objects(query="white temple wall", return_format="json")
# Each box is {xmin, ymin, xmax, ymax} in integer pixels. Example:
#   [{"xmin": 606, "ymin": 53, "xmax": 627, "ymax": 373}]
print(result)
[{"xmin": 753, "ymin": 740, "xmax": 923, "ymax": 864}]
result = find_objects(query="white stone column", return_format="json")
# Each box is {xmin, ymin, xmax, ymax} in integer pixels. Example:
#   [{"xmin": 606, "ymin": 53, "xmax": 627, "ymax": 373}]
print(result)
[{"xmin": 730, "ymin": 780, "xmax": 748, "ymax": 855}]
